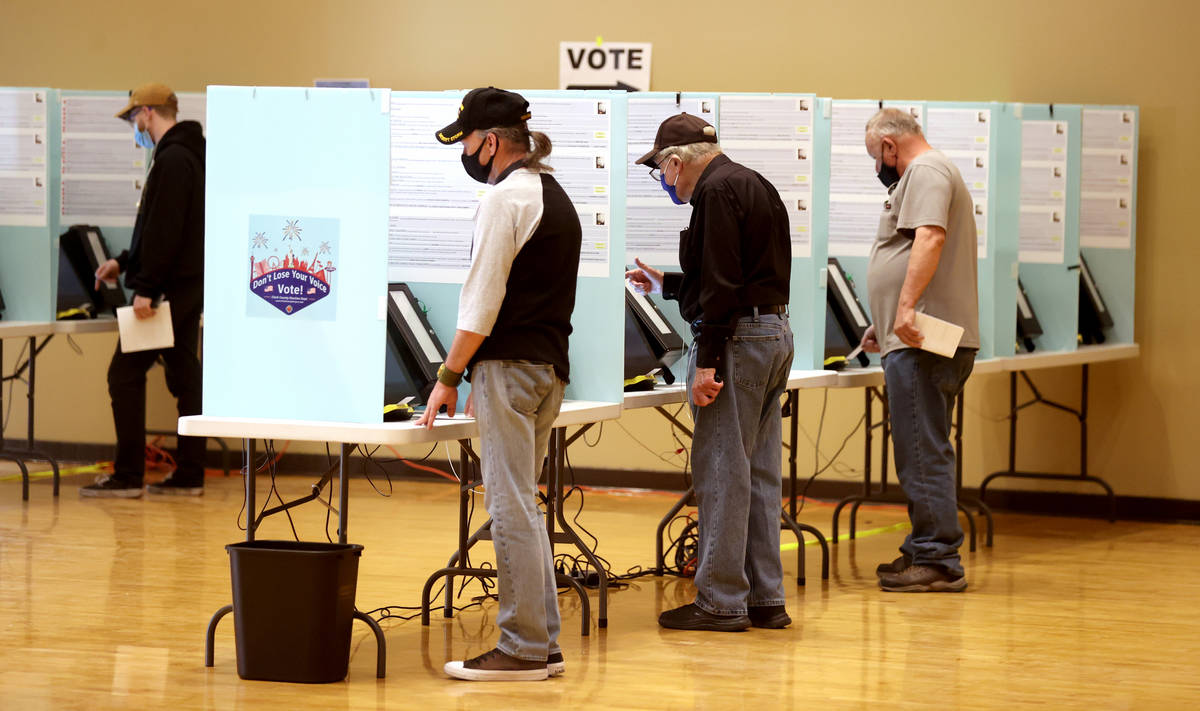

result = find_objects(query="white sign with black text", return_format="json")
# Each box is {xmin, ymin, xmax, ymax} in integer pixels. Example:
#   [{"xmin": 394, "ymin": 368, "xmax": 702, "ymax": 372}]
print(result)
[{"xmin": 559, "ymin": 41, "xmax": 652, "ymax": 91}]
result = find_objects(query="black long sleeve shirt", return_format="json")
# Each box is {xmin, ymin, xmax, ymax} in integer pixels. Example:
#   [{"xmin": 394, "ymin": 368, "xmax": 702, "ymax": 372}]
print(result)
[
  {"xmin": 661, "ymin": 154, "xmax": 791, "ymax": 373},
  {"xmin": 116, "ymin": 120, "xmax": 206, "ymax": 302}
]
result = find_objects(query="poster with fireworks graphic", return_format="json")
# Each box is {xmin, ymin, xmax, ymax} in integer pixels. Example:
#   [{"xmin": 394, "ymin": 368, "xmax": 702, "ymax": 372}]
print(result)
[{"xmin": 247, "ymin": 215, "xmax": 340, "ymax": 320}]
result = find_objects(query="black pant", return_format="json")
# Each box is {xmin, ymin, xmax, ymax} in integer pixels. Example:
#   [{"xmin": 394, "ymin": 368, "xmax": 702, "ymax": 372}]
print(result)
[{"xmin": 107, "ymin": 295, "xmax": 204, "ymax": 486}]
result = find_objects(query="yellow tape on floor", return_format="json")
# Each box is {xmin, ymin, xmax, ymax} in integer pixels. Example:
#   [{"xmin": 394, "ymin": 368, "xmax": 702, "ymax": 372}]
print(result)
[
  {"xmin": 780, "ymin": 521, "xmax": 910, "ymax": 550},
  {"xmin": 0, "ymin": 463, "xmax": 107, "ymax": 482}
]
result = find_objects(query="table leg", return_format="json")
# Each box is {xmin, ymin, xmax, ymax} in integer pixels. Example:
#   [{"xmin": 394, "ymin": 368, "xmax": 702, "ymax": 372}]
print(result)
[
  {"xmin": 979, "ymin": 367, "xmax": 1115, "ymax": 521},
  {"xmin": 338, "ymin": 442, "xmax": 350, "ymax": 544},
  {"xmin": 244, "ymin": 438, "xmax": 256, "ymax": 541}
]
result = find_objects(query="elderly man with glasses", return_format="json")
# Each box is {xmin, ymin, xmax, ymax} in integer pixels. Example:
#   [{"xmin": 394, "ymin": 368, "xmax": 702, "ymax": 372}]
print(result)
[{"xmin": 627, "ymin": 114, "xmax": 795, "ymax": 632}]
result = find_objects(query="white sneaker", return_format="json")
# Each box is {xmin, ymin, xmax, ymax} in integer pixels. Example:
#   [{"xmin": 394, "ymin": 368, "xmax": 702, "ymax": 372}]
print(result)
[{"xmin": 444, "ymin": 648, "xmax": 548, "ymax": 682}]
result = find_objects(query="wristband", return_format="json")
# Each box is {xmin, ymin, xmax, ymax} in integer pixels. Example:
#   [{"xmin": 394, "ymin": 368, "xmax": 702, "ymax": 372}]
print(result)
[{"xmin": 437, "ymin": 364, "xmax": 463, "ymax": 388}]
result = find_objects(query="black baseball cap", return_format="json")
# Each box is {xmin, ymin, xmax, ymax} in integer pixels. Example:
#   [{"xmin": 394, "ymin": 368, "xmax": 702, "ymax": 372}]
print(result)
[
  {"xmin": 435, "ymin": 87, "xmax": 532, "ymax": 145},
  {"xmin": 635, "ymin": 113, "xmax": 719, "ymax": 168}
]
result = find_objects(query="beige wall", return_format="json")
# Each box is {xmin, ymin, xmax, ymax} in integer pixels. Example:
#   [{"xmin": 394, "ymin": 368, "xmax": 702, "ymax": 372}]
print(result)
[{"xmin": 2, "ymin": 0, "xmax": 1197, "ymax": 499}]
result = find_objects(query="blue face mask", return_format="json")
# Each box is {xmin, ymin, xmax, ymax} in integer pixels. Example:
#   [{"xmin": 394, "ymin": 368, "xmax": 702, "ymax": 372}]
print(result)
[
  {"xmin": 131, "ymin": 110, "xmax": 154, "ymax": 149},
  {"xmin": 659, "ymin": 161, "xmax": 686, "ymax": 205},
  {"xmin": 134, "ymin": 126, "xmax": 155, "ymax": 149}
]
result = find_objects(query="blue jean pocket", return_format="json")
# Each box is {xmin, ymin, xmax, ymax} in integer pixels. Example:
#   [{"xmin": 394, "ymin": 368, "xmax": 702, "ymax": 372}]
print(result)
[
  {"xmin": 498, "ymin": 361, "xmax": 554, "ymax": 415},
  {"xmin": 731, "ymin": 333, "xmax": 783, "ymax": 390}
]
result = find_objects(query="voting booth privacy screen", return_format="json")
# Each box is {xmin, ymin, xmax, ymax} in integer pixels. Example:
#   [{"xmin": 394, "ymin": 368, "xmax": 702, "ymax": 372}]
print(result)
[
  {"xmin": 0, "ymin": 87, "xmax": 207, "ymax": 322},
  {"xmin": 386, "ymin": 89, "xmax": 626, "ymax": 409},
  {"xmin": 202, "ymin": 86, "xmax": 390, "ymax": 424},
  {"xmin": 4, "ymin": 83, "xmax": 1137, "ymax": 416}
]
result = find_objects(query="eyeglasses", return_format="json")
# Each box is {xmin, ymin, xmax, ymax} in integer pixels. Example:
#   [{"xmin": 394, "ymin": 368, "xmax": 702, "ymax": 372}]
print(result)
[{"xmin": 648, "ymin": 157, "xmax": 676, "ymax": 182}]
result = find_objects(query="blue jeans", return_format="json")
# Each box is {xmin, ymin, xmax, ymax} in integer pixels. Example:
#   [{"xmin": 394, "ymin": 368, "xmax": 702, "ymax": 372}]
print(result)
[
  {"xmin": 472, "ymin": 360, "xmax": 565, "ymax": 662},
  {"xmin": 882, "ymin": 347, "xmax": 976, "ymax": 578},
  {"xmin": 688, "ymin": 314, "xmax": 793, "ymax": 615}
]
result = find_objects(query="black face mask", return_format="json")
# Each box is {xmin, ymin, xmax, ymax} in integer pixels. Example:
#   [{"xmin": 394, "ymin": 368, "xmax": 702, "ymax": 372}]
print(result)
[
  {"xmin": 876, "ymin": 141, "xmax": 900, "ymax": 188},
  {"xmin": 461, "ymin": 135, "xmax": 495, "ymax": 183}
]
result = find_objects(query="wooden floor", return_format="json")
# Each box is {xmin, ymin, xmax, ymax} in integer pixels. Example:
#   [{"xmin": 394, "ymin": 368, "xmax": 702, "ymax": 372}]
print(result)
[{"xmin": 1, "ymin": 465, "xmax": 1198, "ymax": 710}]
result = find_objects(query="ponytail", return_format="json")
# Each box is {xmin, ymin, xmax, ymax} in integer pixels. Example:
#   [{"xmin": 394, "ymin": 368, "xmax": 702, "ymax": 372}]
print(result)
[
  {"xmin": 485, "ymin": 124, "xmax": 554, "ymax": 173},
  {"xmin": 525, "ymin": 130, "xmax": 553, "ymax": 173}
]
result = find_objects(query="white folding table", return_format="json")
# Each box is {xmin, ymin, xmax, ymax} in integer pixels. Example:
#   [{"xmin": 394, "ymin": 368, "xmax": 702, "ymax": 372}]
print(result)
[{"xmin": 181, "ymin": 399, "xmax": 622, "ymax": 676}]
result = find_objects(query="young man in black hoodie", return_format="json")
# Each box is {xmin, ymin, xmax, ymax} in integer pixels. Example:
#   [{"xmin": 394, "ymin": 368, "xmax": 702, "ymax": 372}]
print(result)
[{"xmin": 81, "ymin": 83, "xmax": 207, "ymax": 498}]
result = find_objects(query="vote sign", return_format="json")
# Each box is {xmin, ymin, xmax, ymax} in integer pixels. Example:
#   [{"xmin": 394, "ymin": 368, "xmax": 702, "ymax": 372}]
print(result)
[{"xmin": 559, "ymin": 41, "xmax": 652, "ymax": 91}]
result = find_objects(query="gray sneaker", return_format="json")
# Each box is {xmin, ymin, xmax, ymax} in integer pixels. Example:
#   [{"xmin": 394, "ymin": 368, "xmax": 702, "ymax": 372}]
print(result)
[
  {"xmin": 879, "ymin": 565, "xmax": 967, "ymax": 593},
  {"xmin": 79, "ymin": 475, "xmax": 143, "ymax": 499},
  {"xmin": 875, "ymin": 555, "xmax": 911, "ymax": 577}
]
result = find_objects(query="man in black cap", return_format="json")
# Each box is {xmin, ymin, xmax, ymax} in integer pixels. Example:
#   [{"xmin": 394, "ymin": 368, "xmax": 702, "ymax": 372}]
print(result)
[
  {"xmin": 417, "ymin": 87, "xmax": 581, "ymax": 681},
  {"xmin": 627, "ymin": 113, "xmax": 794, "ymax": 631},
  {"xmin": 81, "ymin": 82, "xmax": 207, "ymax": 498}
]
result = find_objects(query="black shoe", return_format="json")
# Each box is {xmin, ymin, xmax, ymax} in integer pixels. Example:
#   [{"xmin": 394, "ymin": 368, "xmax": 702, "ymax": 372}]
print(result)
[
  {"xmin": 879, "ymin": 565, "xmax": 968, "ymax": 593},
  {"xmin": 875, "ymin": 555, "xmax": 911, "ymax": 577},
  {"xmin": 748, "ymin": 605, "xmax": 791, "ymax": 629},
  {"xmin": 79, "ymin": 475, "xmax": 142, "ymax": 499},
  {"xmin": 146, "ymin": 474, "xmax": 204, "ymax": 497},
  {"xmin": 547, "ymin": 652, "xmax": 565, "ymax": 677},
  {"xmin": 658, "ymin": 603, "xmax": 750, "ymax": 632}
]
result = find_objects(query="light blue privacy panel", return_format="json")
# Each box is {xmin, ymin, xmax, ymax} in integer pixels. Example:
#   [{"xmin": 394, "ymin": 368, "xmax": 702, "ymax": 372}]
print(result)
[
  {"xmin": 54, "ymin": 90, "xmax": 147, "ymax": 307},
  {"xmin": 503, "ymin": 88, "xmax": 626, "ymax": 404},
  {"xmin": 203, "ymin": 86, "xmax": 390, "ymax": 422},
  {"xmin": 796, "ymin": 93, "xmax": 826, "ymax": 371},
  {"xmin": 821, "ymin": 99, "xmax": 927, "ymax": 367},
  {"xmin": 632, "ymin": 92, "xmax": 824, "ymax": 374},
  {"xmin": 1079, "ymin": 105, "xmax": 1138, "ymax": 345},
  {"xmin": 387, "ymin": 90, "xmax": 481, "ymax": 407},
  {"xmin": 991, "ymin": 103, "xmax": 1024, "ymax": 357},
  {"xmin": 926, "ymin": 101, "xmax": 1007, "ymax": 359},
  {"xmin": 396, "ymin": 90, "xmax": 626, "ymax": 405},
  {"xmin": 811, "ymin": 97, "xmax": 833, "ymax": 368},
  {"xmin": 1016, "ymin": 104, "xmax": 1082, "ymax": 353},
  {"xmin": 717, "ymin": 92, "xmax": 822, "ymax": 372},
  {"xmin": 627, "ymin": 92, "xmax": 719, "ymax": 383},
  {"xmin": 0, "ymin": 87, "xmax": 56, "ymax": 321}
]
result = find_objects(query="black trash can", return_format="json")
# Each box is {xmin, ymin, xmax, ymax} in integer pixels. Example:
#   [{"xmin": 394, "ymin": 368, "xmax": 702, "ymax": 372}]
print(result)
[{"xmin": 226, "ymin": 540, "xmax": 364, "ymax": 683}]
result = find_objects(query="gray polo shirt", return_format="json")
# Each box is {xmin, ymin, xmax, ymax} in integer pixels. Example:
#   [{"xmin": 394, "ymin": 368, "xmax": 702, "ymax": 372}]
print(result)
[{"xmin": 866, "ymin": 149, "xmax": 980, "ymax": 357}]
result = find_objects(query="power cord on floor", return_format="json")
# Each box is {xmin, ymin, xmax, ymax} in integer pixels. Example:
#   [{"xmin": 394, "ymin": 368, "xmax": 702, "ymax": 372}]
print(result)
[{"xmin": 793, "ymin": 389, "xmax": 867, "ymax": 514}]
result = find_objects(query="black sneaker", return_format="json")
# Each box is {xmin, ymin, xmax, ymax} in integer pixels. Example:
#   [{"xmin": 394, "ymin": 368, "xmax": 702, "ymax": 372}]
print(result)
[
  {"xmin": 748, "ymin": 605, "xmax": 791, "ymax": 629},
  {"xmin": 146, "ymin": 474, "xmax": 204, "ymax": 497},
  {"xmin": 879, "ymin": 565, "xmax": 968, "ymax": 593},
  {"xmin": 875, "ymin": 555, "xmax": 911, "ymax": 577},
  {"xmin": 547, "ymin": 651, "xmax": 565, "ymax": 677},
  {"xmin": 658, "ymin": 603, "xmax": 750, "ymax": 632},
  {"xmin": 444, "ymin": 647, "xmax": 548, "ymax": 681},
  {"xmin": 79, "ymin": 475, "xmax": 143, "ymax": 499}
]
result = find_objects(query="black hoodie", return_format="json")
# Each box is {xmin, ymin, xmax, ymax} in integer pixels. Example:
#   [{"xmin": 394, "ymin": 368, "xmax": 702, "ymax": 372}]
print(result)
[{"xmin": 116, "ymin": 120, "xmax": 205, "ymax": 303}]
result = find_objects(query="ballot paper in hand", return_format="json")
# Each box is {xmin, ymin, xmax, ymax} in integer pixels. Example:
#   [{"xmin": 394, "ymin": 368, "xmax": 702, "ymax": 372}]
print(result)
[
  {"xmin": 913, "ymin": 312, "xmax": 964, "ymax": 359},
  {"xmin": 116, "ymin": 301, "xmax": 174, "ymax": 353}
]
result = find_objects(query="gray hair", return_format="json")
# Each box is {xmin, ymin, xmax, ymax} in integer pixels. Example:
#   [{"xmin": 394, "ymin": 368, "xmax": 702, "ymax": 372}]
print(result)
[
  {"xmin": 655, "ymin": 141, "xmax": 722, "ymax": 166},
  {"xmin": 865, "ymin": 108, "xmax": 922, "ymax": 140}
]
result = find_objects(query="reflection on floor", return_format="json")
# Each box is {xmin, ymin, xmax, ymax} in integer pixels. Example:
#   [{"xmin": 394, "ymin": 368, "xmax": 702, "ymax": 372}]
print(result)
[{"xmin": 1, "ymin": 467, "xmax": 1197, "ymax": 709}]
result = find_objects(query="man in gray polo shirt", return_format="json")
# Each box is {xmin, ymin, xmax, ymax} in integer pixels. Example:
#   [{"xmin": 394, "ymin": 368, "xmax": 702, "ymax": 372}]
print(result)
[{"xmin": 860, "ymin": 108, "xmax": 979, "ymax": 592}]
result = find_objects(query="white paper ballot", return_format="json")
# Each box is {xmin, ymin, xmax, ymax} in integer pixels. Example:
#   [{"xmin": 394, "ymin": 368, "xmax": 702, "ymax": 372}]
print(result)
[
  {"xmin": 116, "ymin": 301, "xmax": 174, "ymax": 353},
  {"xmin": 913, "ymin": 312, "xmax": 964, "ymax": 359}
]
